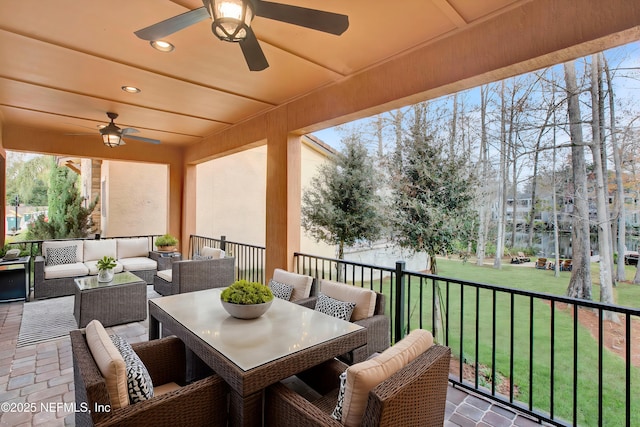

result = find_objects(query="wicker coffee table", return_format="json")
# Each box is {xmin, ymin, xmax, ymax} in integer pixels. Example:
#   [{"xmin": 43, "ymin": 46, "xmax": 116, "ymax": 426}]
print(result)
[{"xmin": 74, "ymin": 272, "xmax": 147, "ymax": 328}]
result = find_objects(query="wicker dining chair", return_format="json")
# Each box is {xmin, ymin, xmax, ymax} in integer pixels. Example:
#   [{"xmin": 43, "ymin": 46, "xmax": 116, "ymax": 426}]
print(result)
[
  {"xmin": 297, "ymin": 279, "xmax": 390, "ymax": 364},
  {"xmin": 265, "ymin": 343, "xmax": 451, "ymax": 427},
  {"xmin": 71, "ymin": 328, "xmax": 228, "ymax": 426}
]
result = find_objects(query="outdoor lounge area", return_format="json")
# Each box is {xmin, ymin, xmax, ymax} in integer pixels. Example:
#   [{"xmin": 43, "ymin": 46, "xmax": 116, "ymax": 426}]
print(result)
[
  {"xmin": 1, "ymin": 1, "xmax": 639, "ymax": 426},
  {"xmin": 0, "ymin": 234, "xmax": 638, "ymax": 426}
]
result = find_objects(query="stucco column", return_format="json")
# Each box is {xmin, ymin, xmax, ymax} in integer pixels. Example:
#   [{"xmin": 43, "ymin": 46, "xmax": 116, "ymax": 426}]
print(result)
[
  {"xmin": 265, "ymin": 110, "xmax": 301, "ymax": 275},
  {"xmin": 180, "ymin": 163, "xmax": 196, "ymax": 256}
]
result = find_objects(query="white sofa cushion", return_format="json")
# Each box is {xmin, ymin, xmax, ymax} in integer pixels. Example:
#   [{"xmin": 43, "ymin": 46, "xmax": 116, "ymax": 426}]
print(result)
[
  {"xmin": 44, "ymin": 262, "xmax": 89, "ymax": 280},
  {"xmin": 84, "ymin": 239, "xmax": 117, "ymax": 262},
  {"xmin": 156, "ymin": 269, "xmax": 172, "ymax": 282},
  {"xmin": 84, "ymin": 260, "xmax": 124, "ymax": 276},
  {"xmin": 120, "ymin": 257, "xmax": 157, "ymax": 271},
  {"xmin": 117, "ymin": 238, "xmax": 149, "ymax": 259},
  {"xmin": 42, "ymin": 240, "xmax": 84, "ymax": 263},
  {"xmin": 200, "ymin": 246, "xmax": 224, "ymax": 259}
]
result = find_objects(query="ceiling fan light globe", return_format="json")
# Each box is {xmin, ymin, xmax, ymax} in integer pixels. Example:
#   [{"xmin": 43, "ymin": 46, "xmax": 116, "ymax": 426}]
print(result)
[
  {"xmin": 208, "ymin": 0, "xmax": 254, "ymax": 42},
  {"xmin": 102, "ymin": 133, "xmax": 123, "ymax": 148}
]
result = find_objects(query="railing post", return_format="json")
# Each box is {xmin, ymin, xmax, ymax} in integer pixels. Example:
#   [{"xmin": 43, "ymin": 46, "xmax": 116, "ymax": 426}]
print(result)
[
  {"xmin": 394, "ymin": 261, "xmax": 406, "ymax": 343},
  {"xmin": 220, "ymin": 235, "xmax": 226, "ymax": 252}
]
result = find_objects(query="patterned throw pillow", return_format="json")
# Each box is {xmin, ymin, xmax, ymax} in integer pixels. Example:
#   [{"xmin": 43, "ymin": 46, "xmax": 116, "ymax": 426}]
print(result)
[
  {"xmin": 193, "ymin": 254, "xmax": 213, "ymax": 260},
  {"xmin": 314, "ymin": 292, "xmax": 356, "ymax": 321},
  {"xmin": 110, "ymin": 335, "xmax": 154, "ymax": 404},
  {"xmin": 331, "ymin": 371, "xmax": 348, "ymax": 421},
  {"xmin": 268, "ymin": 279, "xmax": 294, "ymax": 300},
  {"xmin": 45, "ymin": 245, "xmax": 77, "ymax": 266}
]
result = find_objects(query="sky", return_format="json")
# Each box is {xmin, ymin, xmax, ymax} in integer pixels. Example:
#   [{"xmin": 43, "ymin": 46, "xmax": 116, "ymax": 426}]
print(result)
[{"xmin": 310, "ymin": 41, "xmax": 640, "ymax": 152}]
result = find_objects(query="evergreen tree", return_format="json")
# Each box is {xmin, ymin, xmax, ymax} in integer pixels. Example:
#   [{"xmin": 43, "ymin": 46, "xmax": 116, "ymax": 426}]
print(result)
[
  {"xmin": 302, "ymin": 135, "xmax": 382, "ymax": 259},
  {"xmin": 389, "ymin": 105, "xmax": 477, "ymax": 275},
  {"xmin": 26, "ymin": 164, "xmax": 97, "ymax": 239}
]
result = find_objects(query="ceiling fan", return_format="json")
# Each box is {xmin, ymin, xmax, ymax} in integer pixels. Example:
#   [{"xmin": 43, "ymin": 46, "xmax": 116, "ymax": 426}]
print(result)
[
  {"xmin": 134, "ymin": 0, "xmax": 349, "ymax": 71},
  {"xmin": 69, "ymin": 112, "xmax": 161, "ymax": 148}
]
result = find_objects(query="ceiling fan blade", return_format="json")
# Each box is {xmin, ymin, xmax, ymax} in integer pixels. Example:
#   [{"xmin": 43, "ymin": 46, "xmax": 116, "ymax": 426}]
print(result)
[
  {"xmin": 123, "ymin": 135, "xmax": 161, "ymax": 145},
  {"xmin": 239, "ymin": 28, "xmax": 269, "ymax": 71},
  {"xmin": 134, "ymin": 7, "xmax": 210, "ymax": 40},
  {"xmin": 256, "ymin": 1, "xmax": 349, "ymax": 35},
  {"xmin": 121, "ymin": 128, "xmax": 140, "ymax": 135}
]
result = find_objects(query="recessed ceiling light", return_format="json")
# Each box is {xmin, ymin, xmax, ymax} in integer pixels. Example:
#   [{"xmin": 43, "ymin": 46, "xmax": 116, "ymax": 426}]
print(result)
[
  {"xmin": 150, "ymin": 40, "xmax": 175, "ymax": 52},
  {"xmin": 121, "ymin": 86, "xmax": 141, "ymax": 94}
]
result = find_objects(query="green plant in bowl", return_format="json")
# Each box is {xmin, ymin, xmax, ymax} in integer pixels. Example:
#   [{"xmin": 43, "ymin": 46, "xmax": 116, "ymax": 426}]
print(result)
[
  {"xmin": 220, "ymin": 280, "xmax": 274, "ymax": 319},
  {"xmin": 221, "ymin": 280, "xmax": 274, "ymax": 304},
  {"xmin": 155, "ymin": 234, "xmax": 178, "ymax": 251},
  {"xmin": 97, "ymin": 256, "xmax": 117, "ymax": 271},
  {"xmin": 96, "ymin": 255, "xmax": 117, "ymax": 282}
]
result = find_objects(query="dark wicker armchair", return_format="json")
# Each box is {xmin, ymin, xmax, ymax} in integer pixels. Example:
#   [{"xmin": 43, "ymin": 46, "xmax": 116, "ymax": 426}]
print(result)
[
  {"xmin": 153, "ymin": 257, "xmax": 235, "ymax": 296},
  {"xmin": 70, "ymin": 330, "xmax": 228, "ymax": 426},
  {"xmin": 265, "ymin": 344, "xmax": 451, "ymax": 427}
]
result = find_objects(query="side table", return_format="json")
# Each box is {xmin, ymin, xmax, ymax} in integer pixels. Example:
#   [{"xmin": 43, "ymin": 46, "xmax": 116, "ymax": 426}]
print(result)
[
  {"xmin": 150, "ymin": 251, "xmax": 182, "ymax": 271},
  {"xmin": 0, "ymin": 256, "xmax": 31, "ymax": 302}
]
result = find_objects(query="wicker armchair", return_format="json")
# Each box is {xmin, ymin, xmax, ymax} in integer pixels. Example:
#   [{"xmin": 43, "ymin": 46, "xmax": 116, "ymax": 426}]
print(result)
[
  {"xmin": 70, "ymin": 330, "xmax": 228, "ymax": 427},
  {"xmin": 298, "ymin": 290, "xmax": 390, "ymax": 364},
  {"xmin": 265, "ymin": 344, "xmax": 451, "ymax": 427},
  {"xmin": 153, "ymin": 257, "xmax": 235, "ymax": 296}
]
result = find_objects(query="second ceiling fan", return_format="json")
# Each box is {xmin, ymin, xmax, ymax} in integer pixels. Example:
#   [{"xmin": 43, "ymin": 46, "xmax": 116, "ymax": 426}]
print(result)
[{"xmin": 134, "ymin": 0, "xmax": 349, "ymax": 71}]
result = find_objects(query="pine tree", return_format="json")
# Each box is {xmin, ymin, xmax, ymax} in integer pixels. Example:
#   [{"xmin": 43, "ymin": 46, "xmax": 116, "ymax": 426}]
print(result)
[
  {"xmin": 301, "ymin": 135, "xmax": 382, "ymax": 260},
  {"xmin": 26, "ymin": 164, "xmax": 97, "ymax": 239},
  {"xmin": 389, "ymin": 105, "xmax": 477, "ymax": 275}
]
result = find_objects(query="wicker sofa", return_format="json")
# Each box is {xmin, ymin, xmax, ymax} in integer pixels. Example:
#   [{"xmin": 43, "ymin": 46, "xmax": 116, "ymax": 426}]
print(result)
[{"xmin": 34, "ymin": 237, "xmax": 160, "ymax": 299}]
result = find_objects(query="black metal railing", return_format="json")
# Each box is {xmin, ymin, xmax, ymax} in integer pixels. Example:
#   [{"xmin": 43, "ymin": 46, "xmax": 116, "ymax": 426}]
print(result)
[
  {"xmin": 294, "ymin": 252, "xmax": 640, "ymax": 427},
  {"xmin": 189, "ymin": 235, "xmax": 265, "ymax": 283}
]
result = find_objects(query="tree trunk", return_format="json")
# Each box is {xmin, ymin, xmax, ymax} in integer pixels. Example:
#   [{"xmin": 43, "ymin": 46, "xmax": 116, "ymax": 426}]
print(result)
[
  {"xmin": 494, "ymin": 81, "xmax": 507, "ymax": 269},
  {"xmin": 563, "ymin": 61, "xmax": 592, "ymax": 300},
  {"xmin": 477, "ymin": 86, "xmax": 489, "ymax": 266},
  {"xmin": 589, "ymin": 55, "xmax": 617, "ymax": 318},
  {"xmin": 603, "ymin": 56, "xmax": 626, "ymax": 282}
]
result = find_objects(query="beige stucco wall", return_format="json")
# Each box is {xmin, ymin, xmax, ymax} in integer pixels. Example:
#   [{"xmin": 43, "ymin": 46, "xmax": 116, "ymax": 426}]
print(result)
[
  {"xmin": 100, "ymin": 160, "xmax": 168, "ymax": 237},
  {"xmin": 196, "ymin": 139, "xmax": 335, "ymax": 258}
]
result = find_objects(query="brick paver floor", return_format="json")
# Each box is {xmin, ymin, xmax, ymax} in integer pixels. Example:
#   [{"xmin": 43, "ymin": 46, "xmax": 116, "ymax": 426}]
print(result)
[{"xmin": 0, "ymin": 294, "xmax": 543, "ymax": 426}]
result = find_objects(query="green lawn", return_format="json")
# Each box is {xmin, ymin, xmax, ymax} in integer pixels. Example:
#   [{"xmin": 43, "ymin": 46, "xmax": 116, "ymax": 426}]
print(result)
[{"xmin": 334, "ymin": 257, "xmax": 640, "ymax": 427}]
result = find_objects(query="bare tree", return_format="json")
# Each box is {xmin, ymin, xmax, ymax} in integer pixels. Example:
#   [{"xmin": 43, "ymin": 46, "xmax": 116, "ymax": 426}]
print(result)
[
  {"xmin": 476, "ymin": 85, "xmax": 491, "ymax": 266},
  {"xmin": 563, "ymin": 61, "xmax": 593, "ymax": 300},
  {"xmin": 603, "ymin": 56, "xmax": 627, "ymax": 281},
  {"xmin": 588, "ymin": 55, "xmax": 617, "ymax": 314}
]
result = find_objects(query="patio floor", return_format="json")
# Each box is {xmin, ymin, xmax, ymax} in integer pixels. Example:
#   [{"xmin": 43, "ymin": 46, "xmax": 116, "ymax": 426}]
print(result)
[{"xmin": 0, "ymin": 295, "xmax": 543, "ymax": 427}]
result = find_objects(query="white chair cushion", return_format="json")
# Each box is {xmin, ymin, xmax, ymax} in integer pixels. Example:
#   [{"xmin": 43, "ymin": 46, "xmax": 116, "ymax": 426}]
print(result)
[
  {"xmin": 318, "ymin": 280, "xmax": 377, "ymax": 321},
  {"xmin": 157, "ymin": 269, "xmax": 172, "ymax": 282},
  {"xmin": 117, "ymin": 238, "xmax": 149, "ymax": 259},
  {"xmin": 340, "ymin": 329, "xmax": 434, "ymax": 427},
  {"xmin": 42, "ymin": 240, "xmax": 84, "ymax": 263},
  {"xmin": 200, "ymin": 246, "xmax": 225, "ymax": 259},
  {"xmin": 272, "ymin": 269, "xmax": 313, "ymax": 302},
  {"xmin": 84, "ymin": 239, "xmax": 117, "ymax": 262},
  {"xmin": 85, "ymin": 320, "xmax": 129, "ymax": 409},
  {"xmin": 120, "ymin": 257, "xmax": 157, "ymax": 271},
  {"xmin": 43, "ymin": 262, "xmax": 89, "ymax": 280},
  {"xmin": 84, "ymin": 261, "xmax": 124, "ymax": 276}
]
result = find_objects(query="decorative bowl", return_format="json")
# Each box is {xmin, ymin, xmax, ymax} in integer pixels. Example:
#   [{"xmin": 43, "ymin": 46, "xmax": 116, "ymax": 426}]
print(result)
[{"xmin": 221, "ymin": 299, "xmax": 273, "ymax": 319}]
